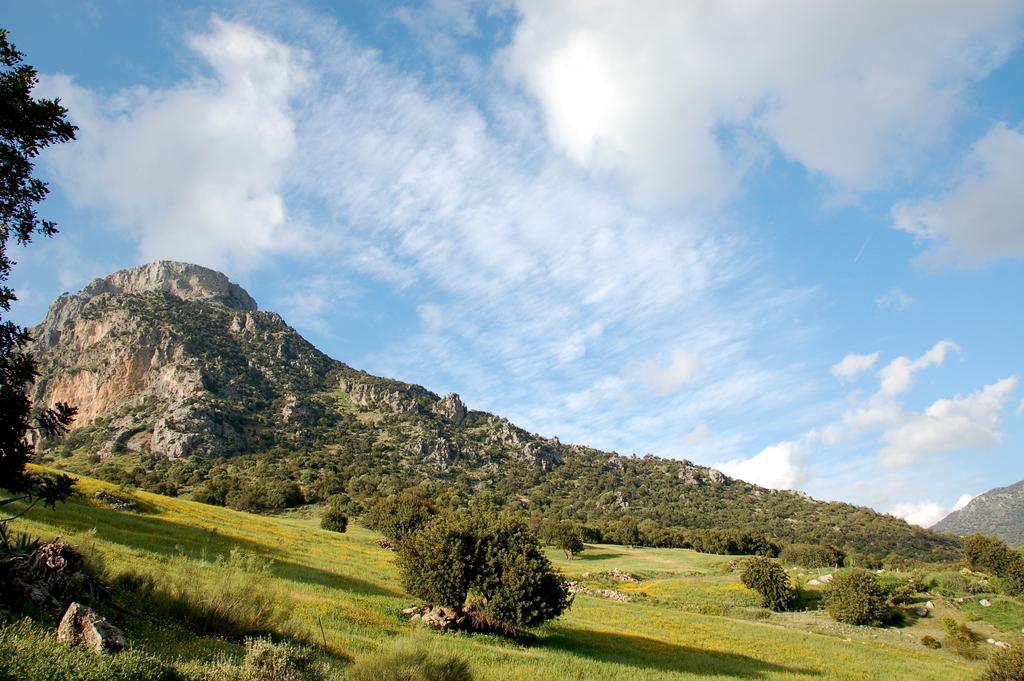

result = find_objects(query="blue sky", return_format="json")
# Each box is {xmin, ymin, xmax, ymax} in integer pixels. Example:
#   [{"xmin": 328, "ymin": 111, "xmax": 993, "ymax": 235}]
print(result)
[{"xmin": 6, "ymin": 0, "xmax": 1024, "ymax": 527}]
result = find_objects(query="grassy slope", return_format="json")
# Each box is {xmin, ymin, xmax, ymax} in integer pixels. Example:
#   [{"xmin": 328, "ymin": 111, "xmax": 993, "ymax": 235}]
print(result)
[{"xmin": 8, "ymin": 471, "xmax": 986, "ymax": 680}]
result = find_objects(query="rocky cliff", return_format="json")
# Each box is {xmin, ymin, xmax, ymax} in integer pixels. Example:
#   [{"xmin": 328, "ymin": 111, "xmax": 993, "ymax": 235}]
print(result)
[{"xmin": 933, "ymin": 479, "xmax": 1024, "ymax": 547}]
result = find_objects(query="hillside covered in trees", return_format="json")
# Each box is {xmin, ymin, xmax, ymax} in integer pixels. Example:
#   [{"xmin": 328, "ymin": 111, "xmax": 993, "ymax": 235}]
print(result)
[{"xmin": 32, "ymin": 262, "xmax": 961, "ymax": 562}]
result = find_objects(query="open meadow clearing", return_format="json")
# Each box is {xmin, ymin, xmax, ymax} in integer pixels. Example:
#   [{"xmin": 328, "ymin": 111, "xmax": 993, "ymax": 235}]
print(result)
[{"xmin": 2, "ymin": 471, "xmax": 997, "ymax": 680}]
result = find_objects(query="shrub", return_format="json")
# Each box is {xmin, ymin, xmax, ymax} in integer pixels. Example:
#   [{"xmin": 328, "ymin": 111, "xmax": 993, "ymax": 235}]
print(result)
[
  {"xmin": 779, "ymin": 543, "xmax": 844, "ymax": 568},
  {"xmin": 980, "ymin": 643, "xmax": 1024, "ymax": 681},
  {"xmin": 941, "ymin": 617, "xmax": 982, "ymax": 659},
  {"xmin": 824, "ymin": 569, "xmax": 889, "ymax": 625},
  {"xmin": 346, "ymin": 636, "xmax": 473, "ymax": 681},
  {"xmin": 320, "ymin": 509, "xmax": 348, "ymax": 533},
  {"xmin": 397, "ymin": 512, "xmax": 572, "ymax": 631},
  {"xmin": 210, "ymin": 637, "xmax": 324, "ymax": 681},
  {"xmin": 920, "ymin": 635, "xmax": 941, "ymax": 649},
  {"xmin": 740, "ymin": 557, "xmax": 797, "ymax": 612}
]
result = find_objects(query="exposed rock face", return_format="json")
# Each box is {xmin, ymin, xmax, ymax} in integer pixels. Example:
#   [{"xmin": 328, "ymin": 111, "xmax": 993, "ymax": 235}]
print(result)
[
  {"xmin": 79, "ymin": 260, "xmax": 257, "ymax": 311},
  {"xmin": 57, "ymin": 602, "xmax": 126, "ymax": 655},
  {"xmin": 31, "ymin": 262, "xmax": 331, "ymax": 459},
  {"xmin": 434, "ymin": 393, "xmax": 466, "ymax": 426},
  {"xmin": 933, "ymin": 479, "xmax": 1024, "ymax": 546},
  {"xmin": 339, "ymin": 378, "xmax": 423, "ymax": 414}
]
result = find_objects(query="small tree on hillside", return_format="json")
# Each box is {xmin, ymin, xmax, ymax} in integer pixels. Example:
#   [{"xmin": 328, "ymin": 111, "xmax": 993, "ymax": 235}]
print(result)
[
  {"xmin": 555, "ymin": 522, "xmax": 585, "ymax": 560},
  {"xmin": 397, "ymin": 512, "xmax": 572, "ymax": 632},
  {"xmin": 0, "ymin": 28, "xmax": 78, "ymax": 532},
  {"xmin": 740, "ymin": 556, "xmax": 796, "ymax": 611},
  {"xmin": 364, "ymin": 490, "xmax": 435, "ymax": 542}
]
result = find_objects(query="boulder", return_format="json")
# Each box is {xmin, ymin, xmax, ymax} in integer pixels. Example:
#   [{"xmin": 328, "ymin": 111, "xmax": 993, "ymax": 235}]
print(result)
[
  {"xmin": 980, "ymin": 598, "xmax": 992, "ymax": 607},
  {"xmin": 925, "ymin": 600, "xmax": 934, "ymax": 610},
  {"xmin": 915, "ymin": 607, "xmax": 929, "ymax": 617},
  {"xmin": 818, "ymin": 574, "xmax": 834, "ymax": 584},
  {"xmin": 56, "ymin": 602, "xmax": 126, "ymax": 655}
]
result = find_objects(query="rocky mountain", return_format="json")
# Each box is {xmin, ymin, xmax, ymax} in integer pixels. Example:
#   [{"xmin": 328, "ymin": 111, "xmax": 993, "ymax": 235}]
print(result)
[
  {"xmin": 933, "ymin": 480, "xmax": 1024, "ymax": 546},
  {"xmin": 30, "ymin": 261, "xmax": 961, "ymax": 561}
]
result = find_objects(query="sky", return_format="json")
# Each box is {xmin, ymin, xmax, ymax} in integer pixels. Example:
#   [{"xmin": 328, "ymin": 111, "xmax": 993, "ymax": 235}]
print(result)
[{"xmin": 5, "ymin": 0, "xmax": 1024, "ymax": 528}]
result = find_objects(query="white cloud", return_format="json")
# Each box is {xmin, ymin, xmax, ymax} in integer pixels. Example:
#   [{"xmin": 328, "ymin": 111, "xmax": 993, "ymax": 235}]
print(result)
[
  {"xmin": 881, "ymin": 376, "xmax": 1018, "ymax": 467},
  {"xmin": 626, "ymin": 349, "xmax": 700, "ymax": 396},
  {"xmin": 876, "ymin": 288, "xmax": 914, "ymax": 310},
  {"xmin": 889, "ymin": 501, "xmax": 949, "ymax": 528},
  {"xmin": 715, "ymin": 439, "xmax": 808, "ymax": 490},
  {"xmin": 505, "ymin": 1, "xmax": 1024, "ymax": 202},
  {"xmin": 953, "ymin": 493, "xmax": 975, "ymax": 512},
  {"xmin": 40, "ymin": 18, "xmax": 316, "ymax": 272},
  {"xmin": 418, "ymin": 304, "xmax": 445, "ymax": 334},
  {"xmin": 878, "ymin": 340, "xmax": 959, "ymax": 397},
  {"xmin": 832, "ymin": 352, "xmax": 879, "ymax": 383},
  {"xmin": 892, "ymin": 122, "xmax": 1024, "ymax": 267}
]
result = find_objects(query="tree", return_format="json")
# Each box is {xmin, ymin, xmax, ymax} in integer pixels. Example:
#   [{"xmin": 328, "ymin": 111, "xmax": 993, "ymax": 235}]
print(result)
[
  {"xmin": 740, "ymin": 556, "xmax": 796, "ymax": 611},
  {"xmin": 397, "ymin": 511, "xmax": 572, "ymax": 632},
  {"xmin": 364, "ymin": 490, "xmax": 436, "ymax": 542},
  {"xmin": 0, "ymin": 28, "xmax": 78, "ymax": 531},
  {"xmin": 554, "ymin": 521, "xmax": 585, "ymax": 560}
]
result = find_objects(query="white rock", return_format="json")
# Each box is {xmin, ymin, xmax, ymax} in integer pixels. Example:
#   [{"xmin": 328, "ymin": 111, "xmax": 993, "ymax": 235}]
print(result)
[{"xmin": 980, "ymin": 598, "xmax": 992, "ymax": 607}]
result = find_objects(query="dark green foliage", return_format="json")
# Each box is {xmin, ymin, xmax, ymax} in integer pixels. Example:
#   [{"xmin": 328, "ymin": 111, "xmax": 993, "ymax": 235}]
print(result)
[
  {"xmin": 320, "ymin": 507, "xmax": 348, "ymax": 533},
  {"xmin": 740, "ymin": 556, "xmax": 796, "ymax": 611},
  {"xmin": 980, "ymin": 643, "xmax": 1024, "ymax": 681},
  {"xmin": 365, "ymin": 491, "xmax": 436, "ymax": 542},
  {"xmin": 0, "ymin": 28, "xmax": 77, "ymax": 521},
  {"xmin": 879, "ymin": 573, "xmax": 925, "ymax": 605},
  {"xmin": 824, "ymin": 569, "xmax": 889, "ymax": 626},
  {"xmin": 964, "ymin": 535, "xmax": 1018, "ymax": 575},
  {"xmin": 780, "ymin": 543, "xmax": 844, "ymax": 568},
  {"xmin": 553, "ymin": 521, "xmax": 585, "ymax": 559},
  {"xmin": 345, "ymin": 636, "xmax": 474, "ymax": 681},
  {"xmin": 920, "ymin": 635, "xmax": 941, "ymax": 649},
  {"xmin": 963, "ymin": 534, "xmax": 1024, "ymax": 596},
  {"xmin": 397, "ymin": 512, "xmax": 571, "ymax": 631},
  {"xmin": 941, "ymin": 617, "xmax": 982, "ymax": 659},
  {"xmin": 0, "ymin": 618, "xmax": 180, "ymax": 681}
]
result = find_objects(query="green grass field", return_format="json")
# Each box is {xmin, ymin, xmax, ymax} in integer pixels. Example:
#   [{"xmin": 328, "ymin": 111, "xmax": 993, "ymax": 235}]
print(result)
[{"xmin": 3, "ymin": 471, "xmax": 1010, "ymax": 680}]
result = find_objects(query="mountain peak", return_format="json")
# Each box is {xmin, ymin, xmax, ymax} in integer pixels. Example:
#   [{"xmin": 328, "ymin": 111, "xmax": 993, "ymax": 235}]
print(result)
[{"xmin": 80, "ymin": 261, "xmax": 257, "ymax": 311}]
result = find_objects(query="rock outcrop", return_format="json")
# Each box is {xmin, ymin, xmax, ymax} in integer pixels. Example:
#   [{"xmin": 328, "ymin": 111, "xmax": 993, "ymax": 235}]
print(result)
[{"xmin": 57, "ymin": 602, "xmax": 126, "ymax": 655}]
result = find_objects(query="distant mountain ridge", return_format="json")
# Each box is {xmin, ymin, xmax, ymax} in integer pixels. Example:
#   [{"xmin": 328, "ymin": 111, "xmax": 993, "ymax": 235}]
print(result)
[
  {"xmin": 933, "ymin": 480, "xmax": 1024, "ymax": 546},
  {"xmin": 29, "ymin": 261, "xmax": 961, "ymax": 561}
]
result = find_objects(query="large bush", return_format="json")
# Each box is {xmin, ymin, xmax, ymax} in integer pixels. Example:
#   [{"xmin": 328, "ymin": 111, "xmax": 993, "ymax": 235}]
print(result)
[
  {"xmin": 320, "ymin": 507, "xmax": 348, "ymax": 533},
  {"xmin": 740, "ymin": 557, "xmax": 796, "ymax": 611},
  {"xmin": 824, "ymin": 569, "xmax": 889, "ymax": 625},
  {"xmin": 397, "ymin": 512, "xmax": 572, "ymax": 631},
  {"xmin": 980, "ymin": 643, "xmax": 1024, "ymax": 681}
]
